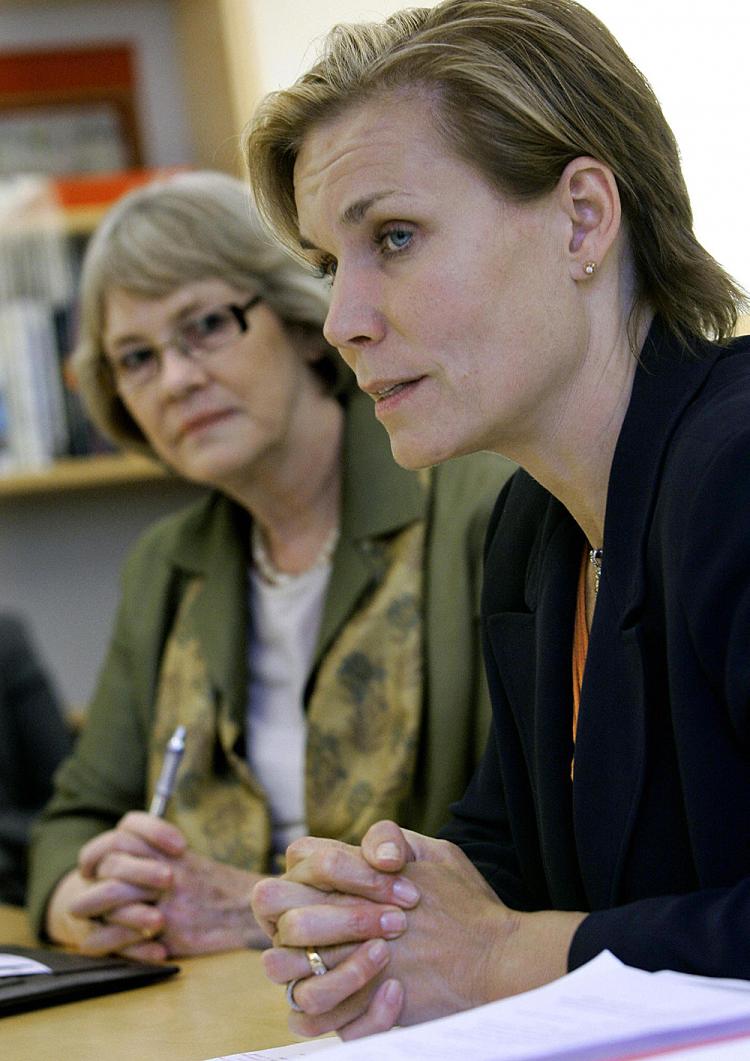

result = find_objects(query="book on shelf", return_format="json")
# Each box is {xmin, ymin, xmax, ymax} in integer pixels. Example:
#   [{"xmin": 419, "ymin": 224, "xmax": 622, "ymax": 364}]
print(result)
[
  {"xmin": 0, "ymin": 298, "xmax": 69, "ymax": 470},
  {"xmin": 0, "ymin": 298, "xmax": 114, "ymax": 472},
  {"xmin": 0, "ymin": 168, "xmax": 175, "ymax": 478}
]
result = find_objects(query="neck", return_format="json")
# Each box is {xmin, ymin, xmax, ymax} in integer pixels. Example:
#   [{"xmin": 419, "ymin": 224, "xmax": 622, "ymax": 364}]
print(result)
[
  {"xmin": 226, "ymin": 394, "xmax": 344, "ymax": 576},
  {"xmin": 501, "ymin": 310, "xmax": 650, "ymax": 550}
]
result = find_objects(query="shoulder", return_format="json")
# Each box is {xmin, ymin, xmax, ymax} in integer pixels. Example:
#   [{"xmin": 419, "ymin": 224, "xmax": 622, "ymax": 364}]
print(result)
[
  {"xmin": 663, "ymin": 340, "xmax": 750, "ymax": 506},
  {"xmin": 0, "ymin": 615, "xmax": 30, "ymax": 660},
  {"xmin": 121, "ymin": 491, "xmax": 238, "ymax": 583},
  {"xmin": 680, "ymin": 336, "xmax": 750, "ymax": 435}
]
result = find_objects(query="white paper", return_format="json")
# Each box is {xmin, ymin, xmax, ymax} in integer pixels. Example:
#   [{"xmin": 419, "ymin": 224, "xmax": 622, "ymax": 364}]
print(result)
[
  {"xmin": 0, "ymin": 952, "xmax": 52, "ymax": 977},
  {"xmin": 205, "ymin": 952, "xmax": 750, "ymax": 1061},
  {"xmin": 319, "ymin": 952, "xmax": 750, "ymax": 1061},
  {"xmin": 207, "ymin": 1040, "xmax": 337, "ymax": 1060},
  {"xmin": 651, "ymin": 1041, "xmax": 750, "ymax": 1059}
]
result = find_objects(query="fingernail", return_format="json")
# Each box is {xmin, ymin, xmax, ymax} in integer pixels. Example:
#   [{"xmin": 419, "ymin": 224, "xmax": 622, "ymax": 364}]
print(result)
[
  {"xmin": 366, "ymin": 938, "xmax": 389, "ymax": 966},
  {"xmin": 376, "ymin": 842, "xmax": 400, "ymax": 862},
  {"xmin": 380, "ymin": 909, "xmax": 407, "ymax": 936},
  {"xmin": 392, "ymin": 877, "xmax": 420, "ymax": 905}
]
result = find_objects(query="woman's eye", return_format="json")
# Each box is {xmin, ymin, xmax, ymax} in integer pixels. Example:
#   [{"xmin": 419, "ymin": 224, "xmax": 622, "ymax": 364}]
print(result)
[
  {"xmin": 381, "ymin": 227, "xmax": 413, "ymax": 253},
  {"xmin": 119, "ymin": 348, "xmax": 155, "ymax": 374},
  {"xmin": 193, "ymin": 309, "xmax": 232, "ymax": 336},
  {"xmin": 315, "ymin": 258, "xmax": 338, "ymax": 284}
]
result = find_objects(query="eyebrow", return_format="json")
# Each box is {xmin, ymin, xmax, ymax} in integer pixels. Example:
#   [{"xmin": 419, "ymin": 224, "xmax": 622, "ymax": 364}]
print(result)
[
  {"xmin": 106, "ymin": 299, "xmax": 215, "ymax": 349},
  {"xmin": 298, "ymin": 190, "xmax": 396, "ymax": 251}
]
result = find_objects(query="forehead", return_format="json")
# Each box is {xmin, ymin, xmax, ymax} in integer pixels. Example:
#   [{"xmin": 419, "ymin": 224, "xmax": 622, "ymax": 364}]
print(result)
[
  {"xmin": 294, "ymin": 92, "xmax": 476, "ymax": 238},
  {"xmin": 103, "ymin": 279, "xmax": 246, "ymax": 337}
]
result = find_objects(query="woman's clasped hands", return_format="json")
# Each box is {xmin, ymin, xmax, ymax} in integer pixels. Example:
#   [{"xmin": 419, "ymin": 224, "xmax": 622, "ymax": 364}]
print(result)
[
  {"xmin": 252, "ymin": 820, "xmax": 582, "ymax": 1041},
  {"xmin": 46, "ymin": 810, "xmax": 268, "ymax": 960}
]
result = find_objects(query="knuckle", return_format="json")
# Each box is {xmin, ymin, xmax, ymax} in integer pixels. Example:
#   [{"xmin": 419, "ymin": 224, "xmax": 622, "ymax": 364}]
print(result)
[
  {"xmin": 285, "ymin": 836, "xmax": 314, "ymax": 863},
  {"xmin": 347, "ymin": 960, "xmax": 374, "ymax": 993},
  {"xmin": 343, "ymin": 1012, "xmax": 392, "ymax": 1040},
  {"xmin": 99, "ymin": 853, "xmax": 124, "ymax": 879},
  {"xmin": 261, "ymin": 952, "xmax": 291, "ymax": 983},
  {"xmin": 290, "ymin": 1012, "xmax": 329, "ymax": 1037},
  {"xmin": 250, "ymin": 877, "xmax": 276, "ymax": 910},
  {"xmin": 372, "ymin": 876, "xmax": 397, "ymax": 903},
  {"xmin": 278, "ymin": 907, "xmax": 307, "ymax": 943},
  {"xmin": 313, "ymin": 846, "xmax": 342, "ymax": 883},
  {"xmin": 297, "ymin": 986, "xmax": 327, "ymax": 1017},
  {"xmin": 435, "ymin": 836, "xmax": 461, "ymax": 863},
  {"xmin": 346, "ymin": 906, "xmax": 376, "ymax": 937}
]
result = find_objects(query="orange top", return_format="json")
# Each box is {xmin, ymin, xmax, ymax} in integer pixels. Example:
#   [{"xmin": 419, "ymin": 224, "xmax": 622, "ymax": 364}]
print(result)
[{"xmin": 571, "ymin": 547, "xmax": 590, "ymax": 777}]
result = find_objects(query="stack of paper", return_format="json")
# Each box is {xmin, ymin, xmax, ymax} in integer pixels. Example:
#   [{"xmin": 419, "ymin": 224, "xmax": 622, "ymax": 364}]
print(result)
[{"xmin": 208, "ymin": 951, "xmax": 750, "ymax": 1061}]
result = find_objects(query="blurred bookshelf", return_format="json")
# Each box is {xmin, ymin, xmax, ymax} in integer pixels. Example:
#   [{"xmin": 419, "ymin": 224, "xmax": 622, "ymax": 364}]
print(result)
[
  {"xmin": 0, "ymin": 0, "xmax": 247, "ymax": 712},
  {"xmin": 0, "ymin": 1, "xmax": 260, "ymax": 507}
]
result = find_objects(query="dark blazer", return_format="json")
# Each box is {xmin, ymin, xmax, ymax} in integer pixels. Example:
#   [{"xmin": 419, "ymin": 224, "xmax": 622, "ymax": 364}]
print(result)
[{"xmin": 443, "ymin": 318, "xmax": 750, "ymax": 978}]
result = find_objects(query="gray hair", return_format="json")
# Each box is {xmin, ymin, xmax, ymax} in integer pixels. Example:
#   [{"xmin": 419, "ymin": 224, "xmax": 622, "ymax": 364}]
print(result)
[{"xmin": 73, "ymin": 169, "xmax": 339, "ymax": 455}]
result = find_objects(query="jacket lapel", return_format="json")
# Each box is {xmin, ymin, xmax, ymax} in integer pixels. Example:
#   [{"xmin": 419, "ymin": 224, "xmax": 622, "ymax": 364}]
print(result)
[
  {"xmin": 531, "ymin": 508, "xmax": 588, "ymax": 904},
  {"xmin": 486, "ymin": 494, "xmax": 587, "ymax": 908},
  {"xmin": 170, "ymin": 495, "xmax": 250, "ymax": 740}
]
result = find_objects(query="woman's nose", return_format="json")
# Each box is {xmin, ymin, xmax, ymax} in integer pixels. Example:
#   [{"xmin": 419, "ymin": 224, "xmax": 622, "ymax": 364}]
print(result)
[
  {"xmin": 322, "ymin": 267, "xmax": 385, "ymax": 359},
  {"xmin": 156, "ymin": 344, "xmax": 208, "ymax": 394}
]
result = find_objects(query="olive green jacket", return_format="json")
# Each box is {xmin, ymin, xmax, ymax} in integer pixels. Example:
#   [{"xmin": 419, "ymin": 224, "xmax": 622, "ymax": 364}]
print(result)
[{"xmin": 28, "ymin": 390, "xmax": 515, "ymax": 935}]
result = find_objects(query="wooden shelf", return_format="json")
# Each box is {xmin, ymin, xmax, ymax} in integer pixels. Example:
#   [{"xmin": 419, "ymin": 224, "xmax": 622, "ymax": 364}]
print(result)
[{"xmin": 0, "ymin": 452, "xmax": 168, "ymax": 497}]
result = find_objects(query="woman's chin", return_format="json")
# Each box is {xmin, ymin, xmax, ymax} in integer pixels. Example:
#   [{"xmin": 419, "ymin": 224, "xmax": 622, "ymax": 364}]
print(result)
[{"xmin": 388, "ymin": 431, "xmax": 455, "ymax": 471}]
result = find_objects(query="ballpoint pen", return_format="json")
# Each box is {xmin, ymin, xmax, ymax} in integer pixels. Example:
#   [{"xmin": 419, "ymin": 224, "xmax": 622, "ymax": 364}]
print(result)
[{"xmin": 148, "ymin": 725, "xmax": 187, "ymax": 817}]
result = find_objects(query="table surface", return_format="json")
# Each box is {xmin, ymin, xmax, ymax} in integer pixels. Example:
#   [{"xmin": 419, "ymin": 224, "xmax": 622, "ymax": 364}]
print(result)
[{"xmin": 0, "ymin": 904, "xmax": 311, "ymax": 1061}]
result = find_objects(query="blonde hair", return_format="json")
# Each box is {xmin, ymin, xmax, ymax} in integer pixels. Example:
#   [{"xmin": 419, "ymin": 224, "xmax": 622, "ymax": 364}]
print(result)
[
  {"xmin": 245, "ymin": 0, "xmax": 745, "ymax": 343},
  {"xmin": 74, "ymin": 169, "xmax": 339, "ymax": 455}
]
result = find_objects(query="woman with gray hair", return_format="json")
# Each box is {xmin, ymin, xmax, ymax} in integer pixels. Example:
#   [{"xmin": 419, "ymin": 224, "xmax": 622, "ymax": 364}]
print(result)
[
  {"xmin": 242, "ymin": 0, "xmax": 750, "ymax": 1040},
  {"xmin": 27, "ymin": 170, "xmax": 514, "ymax": 960}
]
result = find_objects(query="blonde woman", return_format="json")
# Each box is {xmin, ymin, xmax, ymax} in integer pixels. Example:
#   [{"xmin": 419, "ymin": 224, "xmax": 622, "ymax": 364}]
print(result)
[{"xmin": 242, "ymin": 0, "xmax": 750, "ymax": 1038}]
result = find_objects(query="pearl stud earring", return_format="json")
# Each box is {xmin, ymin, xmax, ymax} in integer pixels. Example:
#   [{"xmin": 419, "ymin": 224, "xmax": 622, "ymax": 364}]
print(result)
[{"xmin": 583, "ymin": 261, "xmax": 597, "ymax": 276}]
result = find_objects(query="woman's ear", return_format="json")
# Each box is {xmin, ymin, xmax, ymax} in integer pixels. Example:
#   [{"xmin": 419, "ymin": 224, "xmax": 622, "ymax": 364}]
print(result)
[{"xmin": 556, "ymin": 156, "xmax": 621, "ymax": 280}]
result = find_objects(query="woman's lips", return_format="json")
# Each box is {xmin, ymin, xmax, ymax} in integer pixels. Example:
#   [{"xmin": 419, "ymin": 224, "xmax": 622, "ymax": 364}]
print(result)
[
  {"xmin": 374, "ymin": 381, "xmax": 411, "ymax": 400},
  {"xmin": 178, "ymin": 408, "xmax": 235, "ymax": 437},
  {"xmin": 371, "ymin": 377, "xmax": 424, "ymax": 415}
]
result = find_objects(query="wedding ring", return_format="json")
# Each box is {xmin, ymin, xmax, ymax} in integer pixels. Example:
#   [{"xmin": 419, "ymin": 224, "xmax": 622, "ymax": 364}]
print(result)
[
  {"xmin": 286, "ymin": 977, "xmax": 306, "ymax": 1013},
  {"xmin": 305, "ymin": 947, "xmax": 328, "ymax": 977}
]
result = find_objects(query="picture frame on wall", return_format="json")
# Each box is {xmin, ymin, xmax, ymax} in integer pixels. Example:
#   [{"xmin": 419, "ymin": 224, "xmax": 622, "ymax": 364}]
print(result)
[{"xmin": 0, "ymin": 44, "xmax": 143, "ymax": 177}]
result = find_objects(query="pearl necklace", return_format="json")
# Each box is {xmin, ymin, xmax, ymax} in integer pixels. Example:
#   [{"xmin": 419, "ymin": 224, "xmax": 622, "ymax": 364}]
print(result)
[
  {"xmin": 251, "ymin": 522, "xmax": 339, "ymax": 587},
  {"xmin": 589, "ymin": 547, "xmax": 603, "ymax": 594}
]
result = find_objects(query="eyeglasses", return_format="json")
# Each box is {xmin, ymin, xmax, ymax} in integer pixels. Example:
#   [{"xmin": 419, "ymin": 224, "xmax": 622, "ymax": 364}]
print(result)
[{"xmin": 107, "ymin": 294, "xmax": 263, "ymax": 392}]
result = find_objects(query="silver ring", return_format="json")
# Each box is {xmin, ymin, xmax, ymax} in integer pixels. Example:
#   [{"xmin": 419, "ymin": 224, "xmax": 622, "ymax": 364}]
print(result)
[
  {"xmin": 286, "ymin": 977, "xmax": 306, "ymax": 1013},
  {"xmin": 306, "ymin": 947, "xmax": 328, "ymax": 976}
]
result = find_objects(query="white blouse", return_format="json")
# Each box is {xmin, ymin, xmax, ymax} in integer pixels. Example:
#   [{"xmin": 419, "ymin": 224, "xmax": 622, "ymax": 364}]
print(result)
[{"xmin": 245, "ymin": 560, "xmax": 331, "ymax": 857}]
